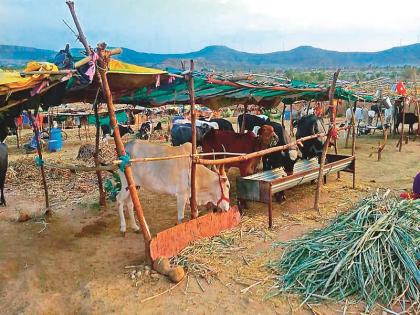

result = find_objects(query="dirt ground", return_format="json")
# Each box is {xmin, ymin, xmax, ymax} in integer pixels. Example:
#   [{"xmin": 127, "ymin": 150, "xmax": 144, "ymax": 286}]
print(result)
[{"xmin": 0, "ymin": 123, "xmax": 419, "ymax": 315}]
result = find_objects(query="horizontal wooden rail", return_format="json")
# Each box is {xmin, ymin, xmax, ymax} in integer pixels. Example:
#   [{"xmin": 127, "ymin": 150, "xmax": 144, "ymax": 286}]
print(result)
[
  {"xmin": 39, "ymin": 126, "xmax": 350, "ymax": 172},
  {"xmin": 195, "ymin": 133, "xmax": 325, "ymax": 166},
  {"xmin": 195, "ymin": 125, "xmax": 350, "ymax": 166}
]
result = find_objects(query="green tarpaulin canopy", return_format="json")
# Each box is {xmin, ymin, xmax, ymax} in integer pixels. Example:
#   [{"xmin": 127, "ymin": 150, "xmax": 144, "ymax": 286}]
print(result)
[{"xmin": 117, "ymin": 73, "xmax": 373, "ymax": 109}]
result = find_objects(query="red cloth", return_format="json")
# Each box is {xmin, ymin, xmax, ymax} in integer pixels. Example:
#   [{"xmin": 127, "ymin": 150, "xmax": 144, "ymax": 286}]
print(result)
[
  {"xmin": 396, "ymin": 81, "xmax": 407, "ymax": 96},
  {"xmin": 400, "ymin": 192, "xmax": 420, "ymax": 200},
  {"xmin": 15, "ymin": 116, "xmax": 23, "ymax": 127}
]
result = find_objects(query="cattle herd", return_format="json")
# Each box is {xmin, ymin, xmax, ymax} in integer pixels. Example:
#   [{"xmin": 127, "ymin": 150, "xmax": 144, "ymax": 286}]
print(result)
[
  {"xmin": 0, "ymin": 101, "xmax": 418, "ymax": 229},
  {"xmin": 112, "ymin": 112, "xmax": 327, "ymax": 229}
]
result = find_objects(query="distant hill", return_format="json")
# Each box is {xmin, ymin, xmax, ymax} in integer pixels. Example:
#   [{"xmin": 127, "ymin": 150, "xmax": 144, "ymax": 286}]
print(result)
[
  {"xmin": 0, "ymin": 45, "xmax": 56, "ymax": 68},
  {"xmin": 1, "ymin": 43, "xmax": 420, "ymax": 69}
]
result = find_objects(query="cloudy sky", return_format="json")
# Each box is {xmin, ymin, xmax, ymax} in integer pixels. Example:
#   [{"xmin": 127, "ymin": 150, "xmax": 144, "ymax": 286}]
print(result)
[{"xmin": 1, "ymin": 0, "xmax": 419, "ymax": 53}]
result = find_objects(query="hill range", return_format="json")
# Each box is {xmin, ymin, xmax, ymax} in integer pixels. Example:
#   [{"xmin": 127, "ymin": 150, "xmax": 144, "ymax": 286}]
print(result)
[{"xmin": 1, "ymin": 43, "xmax": 419, "ymax": 69}]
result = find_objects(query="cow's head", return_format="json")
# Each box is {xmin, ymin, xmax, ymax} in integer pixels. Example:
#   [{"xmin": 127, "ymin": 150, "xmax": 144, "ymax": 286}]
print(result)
[
  {"xmin": 126, "ymin": 125, "xmax": 135, "ymax": 134},
  {"xmin": 215, "ymin": 164, "xmax": 230, "ymax": 211},
  {"xmin": 258, "ymin": 125, "xmax": 278, "ymax": 147}
]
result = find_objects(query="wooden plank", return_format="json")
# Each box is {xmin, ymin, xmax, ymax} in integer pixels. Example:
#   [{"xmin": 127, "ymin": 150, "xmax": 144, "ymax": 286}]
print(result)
[{"xmin": 150, "ymin": 206, "xmax": 241, "ymax": 260}]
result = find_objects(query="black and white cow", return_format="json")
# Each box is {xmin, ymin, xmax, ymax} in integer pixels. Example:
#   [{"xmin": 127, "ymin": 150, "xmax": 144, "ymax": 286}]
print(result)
[
  {"xmin": 393, "ymin": 102, "xmax": 418, "ymax": 135},
  {"xmin": 0, "ymin": 143, "xmax": 8, "ymax": 206},
  {"xmin": 101, "ymin": 123, "xmax": 134, "ymax": 140},
  {"xmin": 295, "ymin": 115, "xmax": 325, "ymax": 162},
  {"xmin": 237, "ymin": 114, "xmax": 270, "ymax": 132},
  {"xmin": 154, "ymin": 122, "xmax": 163, "ymax": 131},
  {"xmin": 137, "ymin": 121, "xmax": 152, "ymax": 140},
  {"xmin": 262, "ymin": 121, "xmax": 298, "ymax": 175},
  {"xmin": 199, "ymin": 118, "xmax": 234, "ymax": 132}
]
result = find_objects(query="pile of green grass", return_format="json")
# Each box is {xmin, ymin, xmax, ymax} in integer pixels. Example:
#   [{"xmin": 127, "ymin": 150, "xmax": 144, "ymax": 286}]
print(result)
[{"xmin": 271, "ymin": 191, "xmax": 419, "ymax": 312}]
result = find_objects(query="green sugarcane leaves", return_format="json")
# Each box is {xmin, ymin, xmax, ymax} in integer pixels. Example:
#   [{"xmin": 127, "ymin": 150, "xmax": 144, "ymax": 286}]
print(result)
[{"xmin": 271, "ymin": 191, "xmax": 419, "ymax": 312}]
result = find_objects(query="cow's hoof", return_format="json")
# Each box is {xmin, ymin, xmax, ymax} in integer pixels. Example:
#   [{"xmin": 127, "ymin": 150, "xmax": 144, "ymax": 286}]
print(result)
[{"xmin": 120, "ymin": 231, "xmax": 126, "ymax": 237}]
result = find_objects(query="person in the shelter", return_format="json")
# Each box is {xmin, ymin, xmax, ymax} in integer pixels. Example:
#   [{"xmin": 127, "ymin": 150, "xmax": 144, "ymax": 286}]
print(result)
[{"xmin": 400, "ymin": 172, "xmax": 420, "ymax": 200}]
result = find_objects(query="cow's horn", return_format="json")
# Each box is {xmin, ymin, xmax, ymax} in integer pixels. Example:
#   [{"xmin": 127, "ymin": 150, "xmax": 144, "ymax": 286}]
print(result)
[{"xmin": 219, "ymin": 164, "xmax": 226, "ymax": 176}]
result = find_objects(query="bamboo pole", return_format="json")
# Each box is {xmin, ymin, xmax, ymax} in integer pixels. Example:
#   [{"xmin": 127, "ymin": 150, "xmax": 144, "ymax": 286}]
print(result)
[
  {"xmin": 66, "ymin": 1, "xmax": 152, "ymax": 261},
  {"xmin": 93, "ymin": 89, "xmax": 106, "ymax": 206},
  {"xmin": 240, "ymin": 105, "xmax": 248, "ymax": 133},
  {"xmin": 289, "ymin": 104, "xmax": 294, "ymax": 136},
  {"xmin": 41, "ymin": 131, "xmax": 350, "ymax": 172},
  {"xmin": 314, "ymin": 69, "xmax": 341, "ymax": 213},
  {"xmin": 187, "ymin": 60, "xmax": 198, "ymax": 219},
  {"xmin": 398, "ymin": 97, "xmax": 405, "ymax": 152},
  {"xmin": 414, "ymin": 71, "xmax": 419, "ymax": 136},
  {"xmin": 351, "ymin": 102, "xmax": 356, "ymax": 156},
  {"xmin": 195, "ymin": 132, "xmax": 327, "ymax": 166},
  {"xmin": 281, "ymin": 103, "xmax": 285, "ymax": 128},
  {"xmin": 376, "ymin": 105, "xmax": 387, "ymax": 161},
  {"xmin": 28, "ymin": 111, "xmax": 50, "ymax": 215},
  {"xmin": 15, "ymin": 119, "xmax": 20, "ymax": 149}
]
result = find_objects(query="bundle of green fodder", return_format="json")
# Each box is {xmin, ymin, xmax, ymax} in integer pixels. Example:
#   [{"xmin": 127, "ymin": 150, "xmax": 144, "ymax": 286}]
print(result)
[{"xmin": 271, "ymin": 191, "xmax": 419, "ymax": 312}]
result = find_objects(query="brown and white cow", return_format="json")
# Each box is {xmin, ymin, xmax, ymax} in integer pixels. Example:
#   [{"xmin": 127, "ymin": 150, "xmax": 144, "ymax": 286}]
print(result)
[
  {"xmin": 202, "ymin": 125, "xmax": 278, "ymax": 177},
  {"xmin": 116, "ymin": 141, "xmax": 230, "ymax": 233}
]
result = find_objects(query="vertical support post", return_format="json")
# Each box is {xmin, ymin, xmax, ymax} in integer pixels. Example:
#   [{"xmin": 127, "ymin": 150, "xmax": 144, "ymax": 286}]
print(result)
[
  {"xmin": 414, "ymin": 71, "xmax": 419, "ymax": 136},
  {"xmin": 352, "ymin": 159, "xmax": 356, "ymax": 189},
  {"xmin": 268, "ymin": 184, "xmax": 273, "ymax": 229},
  {"xmin": 28, "ymin": 111, "xmax": 50, "ymax": 214},
  {"xmin": 187, "ymin": 60, "xmax": 198, "ymax": 219},
  {"xmin": 281, "ymin": 103, "xmax": 286, "ymax": 128},
  {"xmin": 240, "ymin": 104, "xmax": 248, "ymax": 133},
  {"xmin": 289, "ymin": 104, "xmax": 294, "ymax": 136},
  {"xmin": 314, "ymin": 69, "xmax": 340, "ymax": 213},
  {"xmin": 345, "ymin": 121, "xmax": 351, "ymax": 148},
  {"xmin": 97, "ymin": 47, "xmax": 152, "ymax": 258},
  {"xmin": 66, "ymin": 0, "xmax": 152, "ymax": 261},
  {"xmin": 93, "ymin": 89, "xmax": 106, "ymax": 207},
  {"xmin": 14, "ymin": 119, "xmax": 20, "ymax": 149},
  {"xmin": 351, "ymin": 101, "xmax": 356, "ymax": 156},
  {"xmin": 377, "ymin": 105, "xmax": 387, "ymax": 161},
  {"xmin": 399, "ymin": 97, "xmax": 405, "ymax": 152}
]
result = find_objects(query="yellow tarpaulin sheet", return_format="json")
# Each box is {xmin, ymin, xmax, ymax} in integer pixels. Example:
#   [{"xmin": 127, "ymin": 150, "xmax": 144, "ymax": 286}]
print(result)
[
  {"xmin": 108, "ymin": 59, "xmax": 166, "ymax": 75},
  {"xmin": 0, "ymin": 62, "xmax": 59, "ymax": 95}
]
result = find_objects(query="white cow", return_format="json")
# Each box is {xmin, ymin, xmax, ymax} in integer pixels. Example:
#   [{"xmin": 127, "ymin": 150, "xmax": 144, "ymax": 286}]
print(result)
[
  {"xmin": 345, "ymin": 107, "xmax": 368, "ymax": 125},
  {"xmin": 116, "ymin": 141, "xmax": 230, "ymax": 234}
]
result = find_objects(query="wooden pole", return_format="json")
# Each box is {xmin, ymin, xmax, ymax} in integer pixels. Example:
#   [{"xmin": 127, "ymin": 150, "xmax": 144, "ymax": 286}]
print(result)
[
  {"xmin": 376, "ymin": 105, "xmax": 387, "ymax": 161},
  {"xmin": 351, "ymin": 101, "xmax": 356, "ymax": 156},
  {"xmin": 66, "ymin": 0, "xmax": 152, "ymax": 261},
  {"xmin": 414, "ymin": 71, "xmax": 419, "ymax": 136},
  {"xmin": 93, "ymin": 90, "xmax": 106, "ymax": 207},
  {"xmin": 187, "ymin": 60, "xmax": 198, "ymax": 220},
  {"xmin": 289, "ymin": 104, "xmax": 294, "ymax": 136},
  {"xmin": 14, "ymin": 119, "xmax": 20, "ymax": 149},
  {"xmin": 240, "ymin": 105, "xmax": 248, "ymax": 133},
  {"xmin": 28, "ymin": 111, "xmax": 50, "ymax": 215},
  {"xmin": 281, "ymin": 103, "xmax": 285, "ymax": 128},
  {"xmin": 398, "ymin": 97, "xmax": 405, "ymax": 152},
  {"xmin": 195, "ymin": 132, "xmax": 327, "ymax": 166},
  {"xmin": 314, "ymin": 69, "xmax": 340, "ymax": 213}
]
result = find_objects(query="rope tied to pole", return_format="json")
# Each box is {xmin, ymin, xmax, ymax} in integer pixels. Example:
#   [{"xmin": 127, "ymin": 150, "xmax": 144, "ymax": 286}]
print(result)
[
  {"xmin": 34, "ymin": 156, "xmax": 45, "ymax": 168},
  {"xmin": 118, "ymin": 153, "xmax": 131, "ymax": 171}
]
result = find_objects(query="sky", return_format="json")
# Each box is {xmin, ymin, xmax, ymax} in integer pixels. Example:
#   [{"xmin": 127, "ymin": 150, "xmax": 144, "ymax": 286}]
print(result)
[{"xmin": 0, "ymin": 0, "xmax": 419, "ymax": 53}]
